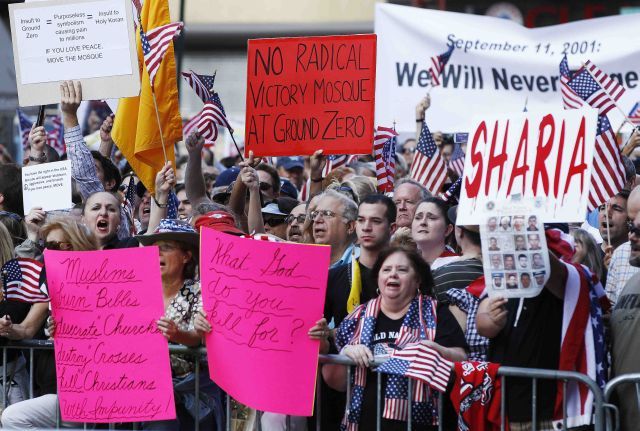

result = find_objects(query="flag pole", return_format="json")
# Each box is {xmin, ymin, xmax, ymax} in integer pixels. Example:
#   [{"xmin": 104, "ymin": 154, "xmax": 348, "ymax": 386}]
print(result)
[
  {"xmin": 605, "ymin": 202, "xmax": 611, "ymax": 247},
  {"xmin": 150, "ymin": 89, "xmax": 169, "ymax": 164},
  {"xmin": 582, "ymin": 62, "xmax": 635, "ymax": 128},
  {"xmin": 229, "ymin": 130, "xmax": 245, "ymax": 162}
]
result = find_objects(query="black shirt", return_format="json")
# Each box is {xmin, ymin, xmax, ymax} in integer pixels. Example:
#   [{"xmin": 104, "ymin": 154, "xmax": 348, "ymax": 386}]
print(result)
[
  {"xmin": 0, "ymin": 300, "xmax": 32, "ymax": 364},
  {"xmin": 325, "ymin": 261, "xmax": 377, "ymax": 327},
  {"xmin": 432, "ymin": 258, "xmax": 484, "ymax": 303},
  {"xmin": 360, "ymin": 304, "xmax": 467, "ymax": 430},
  {"xmin": 487, "ymin": 288, "xmax": 563, "ymax": 422}
]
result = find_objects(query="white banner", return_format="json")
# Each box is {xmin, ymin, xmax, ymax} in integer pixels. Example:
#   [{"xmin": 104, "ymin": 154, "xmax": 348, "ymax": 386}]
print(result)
[
  {"xmin": 375, "ymin": 4, "xmax": 640, "ymax": 133},
  {"xmin": 457, "ymin": 108, "xmax": 598, "ymax": 224},
  {"xmin": 22, "ymin": 160, "xmax": 73, "ymax": 215}
]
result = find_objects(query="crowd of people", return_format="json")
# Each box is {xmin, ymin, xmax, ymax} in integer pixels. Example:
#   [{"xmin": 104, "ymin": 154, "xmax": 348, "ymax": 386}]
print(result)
[{"xmin": 0, "ymin": 81, "xmax": 639, "ymax": 430}]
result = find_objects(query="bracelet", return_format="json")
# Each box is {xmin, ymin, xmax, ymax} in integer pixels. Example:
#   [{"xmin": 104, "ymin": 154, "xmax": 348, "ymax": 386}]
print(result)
[
  {"xmin": 311, "ymin": 177, "xmax": 323, "ymax": 183},
  {"xmin": 416, "ymin": 118, "xmax": 424, "ymax": 123},
  {"xmin": 153, "ymin": 196, "xmax": 168, "ymax": 208}
]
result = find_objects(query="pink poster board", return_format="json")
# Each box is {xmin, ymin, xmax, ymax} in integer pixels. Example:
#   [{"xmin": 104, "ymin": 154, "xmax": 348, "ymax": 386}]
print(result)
[
  {"xmin": 44, "ymin": 247, "xmax": 176, "ymax": 423},
  {"xmin": 200, "ymin": 228, "xmax": 330, "ymax": 416}
]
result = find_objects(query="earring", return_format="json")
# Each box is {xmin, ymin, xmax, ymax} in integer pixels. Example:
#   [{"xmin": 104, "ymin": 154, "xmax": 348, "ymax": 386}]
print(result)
[{"xmin": 376, "ymin": 288, "xmax": 380, "ymax": 295}]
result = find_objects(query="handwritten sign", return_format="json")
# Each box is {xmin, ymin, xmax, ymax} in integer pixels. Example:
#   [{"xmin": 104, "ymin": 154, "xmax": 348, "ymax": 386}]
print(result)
[
  {"xmin": 9, "ymin": 0, "xmax": 139, "ymax": 106},
  {"xmin": 244, "ymin": 34, "xmax": 377, "ymax": 157},
  {"xmin": 44, "ymin": 247, "xmax": 176, "ymax": 423},
  {"xmin": 457, "ymin": 108, "xmax": 598, "ymax": 225},
  {"xmin": 22, "ymin": 160, "xmax": 72, "ymax": 215},
  {"xmin": 200, "ymin": 228, "xmax": 330, "ymax": 416}
]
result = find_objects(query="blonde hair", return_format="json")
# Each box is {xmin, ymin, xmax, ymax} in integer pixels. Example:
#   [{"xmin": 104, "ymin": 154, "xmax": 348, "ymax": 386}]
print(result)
[
  {"xmin": 0, "ymin": 223, "xmax": 14, "ymax": 266},
  {"xmin": 40, "ymin": 218, "xmax": 97, "ymax": 251}
]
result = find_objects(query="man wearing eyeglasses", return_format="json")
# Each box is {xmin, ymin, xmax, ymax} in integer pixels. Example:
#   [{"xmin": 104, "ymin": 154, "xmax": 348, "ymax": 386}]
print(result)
[
  {"xmin": 610, "ymin": 185, "xmax": 640, "ymax": 431},
  {"xmin": 311, "ymin": 190, "xmax": 358, "ymax": 268}
]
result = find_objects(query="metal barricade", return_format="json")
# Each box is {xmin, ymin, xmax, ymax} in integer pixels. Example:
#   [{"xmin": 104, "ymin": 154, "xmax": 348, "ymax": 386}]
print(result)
[
  {"xmin": 0, "ymin": 341, "xmax": 608, "ymax": 431},
  {"xmin": 604, "ymin": 373, "xmax": 640, "ymax": 431}
]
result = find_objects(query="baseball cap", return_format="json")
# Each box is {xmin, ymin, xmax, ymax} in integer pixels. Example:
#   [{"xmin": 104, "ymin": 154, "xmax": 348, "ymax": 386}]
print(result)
[
  {"xmin": 262, "ymin": 197, "xmax": 299, "ymax": 217},
  {"xmin": 214, "ymin": 167, "xmax": 240, "ymax": 188},
  {"xmin": 279, "ymin": 178, "xmax": 299, "ymax": 200},
  {"xmin": 276, "ymin": 156, "xmax": 304, "ymax": 171},
  {"xmin": 194, "ymin": 210, "xmax": 244, "ymax": 235}
]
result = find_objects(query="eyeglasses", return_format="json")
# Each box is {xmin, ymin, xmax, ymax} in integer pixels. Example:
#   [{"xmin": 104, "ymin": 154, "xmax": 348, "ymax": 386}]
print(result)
[
  {"xmin": 311, "ymin": 209, "xmax": 339, "ymax": 220},
  {"xmin": 259, "ymin": 182, "xmax": 273, "ymax": 192},
  {"xmin": 285, "ymin": 214, "xmax": 307, "ymax": 225},
  {"xmin": 628, "ymin": 221, "xmax": 640, "ymax": 237},
  {"xmin": 44, "ymin": 241, "xmax": 73, "ymax": 251},
  {"xmin": 264, "ymin": 217, "xmax": 286, "ymax": 227}
]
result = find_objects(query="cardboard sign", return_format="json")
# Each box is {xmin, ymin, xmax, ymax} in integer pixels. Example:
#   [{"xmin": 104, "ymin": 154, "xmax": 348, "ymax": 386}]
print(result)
[
  {"xmin": 457, "ymin": 108, "xmax": 598, "ymax": 224},
  {"xmin": 200, "ymin": 228, "xmax": 330, "ymax": 416},
  {"xmin": 9, "ymin": 0, "xmax": 140, "ymax": 106},
  {"xmin": 481, "ymin": 213, "xmax": 550, "ymax": 298},
  {"xmin": 22, "ymin": 160, "xmax": 72, "ymax": 215},
  {"xmin": 45, "ymin": 247, "xmax": 176, "ymax": 423},
  {"xmin": 245, "ymin": 34, "xmax": 377, "ymax": 157}
]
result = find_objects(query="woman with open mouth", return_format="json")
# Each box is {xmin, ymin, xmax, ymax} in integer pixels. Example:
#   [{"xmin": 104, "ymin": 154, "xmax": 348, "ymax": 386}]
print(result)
[{"xmin": 411, "ymin": 197, "xmax": 458, "ymax": 270}]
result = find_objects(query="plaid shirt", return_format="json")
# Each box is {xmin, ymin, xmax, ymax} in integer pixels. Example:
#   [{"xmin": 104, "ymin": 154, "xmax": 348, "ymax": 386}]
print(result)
[
  {"xmin": 446, "ymin": 288, "xmax": 488, "ymax": 361},
  {"xmin": 65, "ymin": 126, "xmax": 130, "ymax": 239},
  {"xmin": 605, "ymin": 241, "xmax": 639, "ymax": 307}
]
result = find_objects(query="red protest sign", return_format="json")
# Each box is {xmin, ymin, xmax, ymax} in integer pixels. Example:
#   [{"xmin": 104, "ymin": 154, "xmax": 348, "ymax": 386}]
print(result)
[{"xmin": 245, "ymin": 34, "xmax": 377, "ymax": 157}]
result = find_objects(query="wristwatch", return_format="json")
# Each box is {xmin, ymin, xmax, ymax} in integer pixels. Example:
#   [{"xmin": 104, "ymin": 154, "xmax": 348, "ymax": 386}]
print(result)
[{"xmin": 28, "ymin": 153, "xmax": 47, "ymax": 162}]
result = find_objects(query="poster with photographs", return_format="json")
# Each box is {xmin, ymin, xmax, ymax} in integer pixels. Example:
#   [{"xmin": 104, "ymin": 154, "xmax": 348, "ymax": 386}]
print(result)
[{"xmin": 481, "ymin": 214, "xmax": 550, "ymax": 298}]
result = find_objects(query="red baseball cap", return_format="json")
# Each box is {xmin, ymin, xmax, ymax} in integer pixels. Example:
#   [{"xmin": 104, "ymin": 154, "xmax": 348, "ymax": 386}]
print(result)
[{"xmin": 194, "ymin": 211, "xmax": 244, "ymax": 236}]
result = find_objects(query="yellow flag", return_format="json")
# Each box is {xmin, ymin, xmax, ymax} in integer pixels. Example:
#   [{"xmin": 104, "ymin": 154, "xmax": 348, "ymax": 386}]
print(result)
[{"xmin": 111, "ymin": 0, "xmax": 182, "ymax": 194}]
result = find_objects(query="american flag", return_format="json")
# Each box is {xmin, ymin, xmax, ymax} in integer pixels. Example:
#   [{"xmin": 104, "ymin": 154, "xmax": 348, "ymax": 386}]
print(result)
[
  {"xmin": 140, "ymin": 21, "xmax": 183, "ymax": 89},
  {"xmin": 448, "ymin": 143, "xmax": 465, "ymax": 177},
  {"xmin": 196, "ymin": 92, "xmax": 232, "ymax": 142},
  {"xmin": 559, "ymin": 55, "xmax": 584, "ymax": 110},
  {"xmin": 628, "ymin": 102, "xmax": 640, "ymax": 125},
  {"xmin": 586, "ymin": 115, "xmax": 626, "ymax": 211},
  {"xmin": 183, "ymin": 115, "xmax": 214, "ymax": 147},
  {"xmin": 181, "ymin": 70, "xmax": 216, "ymax": 103},
  {"xmin": 440, "ymin": 177, "xmax": 462, "ymax": 203},
  {"xmin": 17, "ymin": 109, "xmax": 33, "ymax": 151},
  {"xmin": 373, "ymin": 126, "xmax": 398, "ymax": 192},
  {"xmin": 298, "ymin": 178, "xmax": 311, "ymax": 202},
  {"xmin": 429, "ymin": 45, "xmax": 454, "ymax": 87},
  {"xmin": 1, "ymin": 258, "xmax": 47, "ymax": 303},
  {"xmin": 567, "ymin": 61, "xmax": 625, "ymax": 116},
  {"xmin": 122, "ymin": 175, "xmax": 137, "ymax": 235},
  {"xmin": 554, "ymin": 260, "xmax": 609, "ymax": 426},
  {"xmin": 376, "ymin": 342, "xmax": 453, "ymax": 393},
  {"xmin": 167, "ymin": 191, "xmax": 179, "ymax": 219},
  {"xmin": 321, "ymin": 154, "xmax": 358, "ymax": 177},
  {"xmin": 47, "ymin": 115, "xmax": 65, "ymax": 156},
  {"xmin": 410, "ymin": 121, "xmax": 447, "ymax": 194}
]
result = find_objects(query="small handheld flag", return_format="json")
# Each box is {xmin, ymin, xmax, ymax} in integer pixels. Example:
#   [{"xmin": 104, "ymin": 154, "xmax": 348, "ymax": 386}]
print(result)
[
  {"xmin": 140, "ymin": 21, "xmax": 184, "ymax": 89},
  {"xmin": 429, "ymin": 45, "xmax": 454, "ymax": 87},
  {"xmin": 1, "ymin": 258, "xmax": 47, "ymax": 303}
]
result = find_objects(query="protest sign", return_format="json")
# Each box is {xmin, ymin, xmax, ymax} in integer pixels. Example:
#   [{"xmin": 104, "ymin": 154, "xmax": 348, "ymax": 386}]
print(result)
[
  {"xmin": 457, "ymin": 108, "xmax": 598, "ymax": 225},
  {"xmin": 200, "ymin": 228, "xmax": 330, "ymax": 416},
  {"xmin": 245, "ymin": 34, "xmax": 376, "ymax": 157},
  {"xmin": 9, "ymin": 0, "xmax": 139, "ymax": 106},
  {"xmin": 481, "ymin": 213, "xmax": 550, "ymax": 298},
  {"xmin": 21, "ymin": 160, "xmax": 72, "ymax": 215},
  {"xmin": 375, "ymin": 4, "xmax": 640, "ymax": 132},
  {"xmin": 45, "ymin": 247, "xmax": 176, "ymax": 423}
]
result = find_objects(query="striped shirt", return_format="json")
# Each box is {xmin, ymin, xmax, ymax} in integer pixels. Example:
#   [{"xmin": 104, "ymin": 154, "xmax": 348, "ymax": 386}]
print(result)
[
  {"xmin": 605, "ymin": 241, "xmax": 640, "ymax": 307},
  {"xmin": 65, "ymin": 125, "xmax": 130, "ymax": 239},
  {"xmin": 432, "ymin": 257, "xmax": 484, "ymax": 302}
]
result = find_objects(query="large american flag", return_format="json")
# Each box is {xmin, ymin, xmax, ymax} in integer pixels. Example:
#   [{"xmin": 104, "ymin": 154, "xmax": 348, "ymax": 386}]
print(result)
[
  {"xmin": 1, "ymin": 258, "xmax": 47, "ymax": 303},
  {"xmin": 448, "ymin": 143, "xmax": 465, "ymax": 177},
  {"xmin": 376, "ymin": 342, "xmax": 453, "ymax": 393},
  {"xmin": 559, "ymin": 55, "xmax": 584, "ymax": 110},
  {"xmin": 373, "ymin": 126, "xmax": 398, "ymax": 193},
  {"xmin": 566, "ymin": 61, "xmax": 624, "ymax": 116},
  {"xmin": 410, "ymin": 121, "xmax": 447, "ymax": 194},
  {"xmin": 196, "ymin": 92, "xmax": 232, "ymax": 142},
  {"xmin": 140, "ymin": 21, "xmax": 183, "ymax": 89},
  {"xmin": 628, "ymin": 102, "xmax": 640, "ymax": 126},
  {"xmin": 429, "ymin": 45, "xmax": 454, "ymax": 87},
  {"xmin": 181, "ymin": 70, "xmax": 216, "ymax": 103}
]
